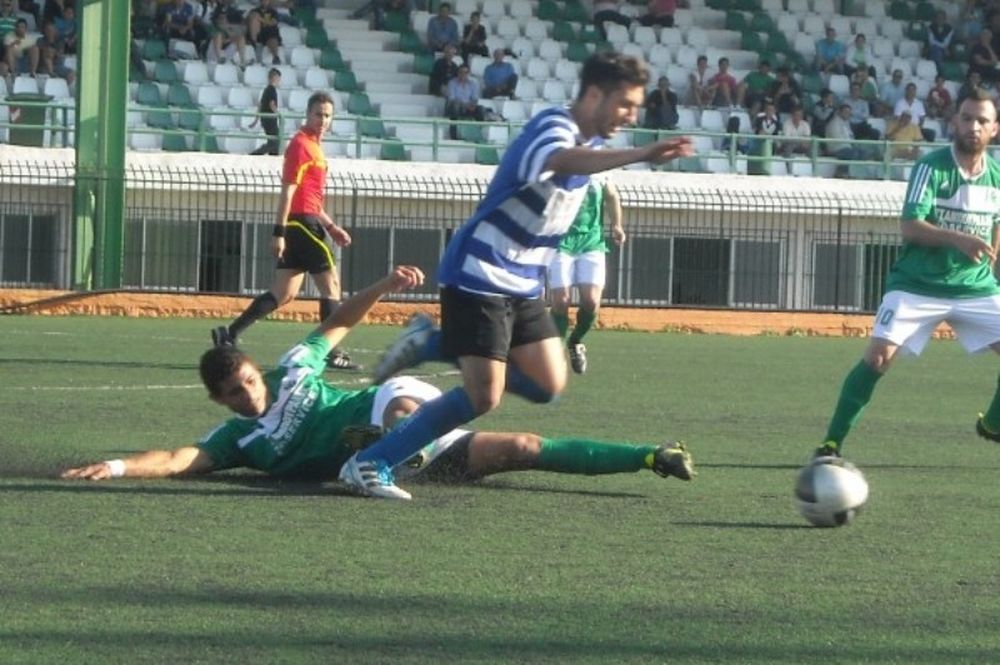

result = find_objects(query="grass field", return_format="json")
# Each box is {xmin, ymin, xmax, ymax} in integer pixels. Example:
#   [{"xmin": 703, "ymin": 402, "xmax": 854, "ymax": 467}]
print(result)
[{"xmin": 1, "ymin": 314, "xmax": 998, "ymax": 664}]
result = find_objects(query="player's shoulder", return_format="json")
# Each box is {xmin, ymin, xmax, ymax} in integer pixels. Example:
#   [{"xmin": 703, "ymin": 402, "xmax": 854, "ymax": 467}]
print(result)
[
  {"xmin": 912, "ymin": 145, "xmax": 954, "ymax": 172},
  {"xmin": 524, "ymin": 106, "xmax": 577, "ymax": 135}
]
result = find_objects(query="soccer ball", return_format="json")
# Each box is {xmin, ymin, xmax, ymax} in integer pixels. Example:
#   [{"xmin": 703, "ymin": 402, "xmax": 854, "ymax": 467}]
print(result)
[{"xmin": 794, "ymin": 457, "xmax": 869, "ymax": 527}]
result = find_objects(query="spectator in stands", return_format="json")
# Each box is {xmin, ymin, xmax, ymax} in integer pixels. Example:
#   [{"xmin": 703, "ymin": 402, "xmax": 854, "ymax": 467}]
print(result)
[
  {"xmin": 459, "ymin": 10, "xmax": 488, "ymax": 64},
  {"xmin": 843, "ymin": 33, "xmax": 876, "ymax": 80},
  {"xmin": 959, "ymin": 0, "xmax": 985, "ymax": 44},
  {"xmin": 53, "ymin": 2, "xmax": 74, "ymax": 54},
  {"xmin": 41, "ymin": 0, "xmax": 65, "ymax": 25},
  {"xmin": 958, "ymin": 69, "xmax": 986, "ymax": 104},
  {"xmin": 926, "ymin": 10, "xmax": 954, "ymax": 69},
  {"xmin": 753, "ymin": 98, "xmax": 780, "ymax": 138},
  {"xmin": 208, "ymin": 0, "xmax": 248, "ymax": 66},
  {"xmin": 429, "ymin": 43, "xmax": 459, "ymax": 97},
  {"xmin": 687, "ymin": 54, "xmax": 715, "ymax": 108},
  {"xmin": 426, "ymin": 2, "xmax": 459, "ymax": 52},
  {"xmin": 926, "ymin": 75, "xmax": 955, "ymax": 129},
  {"xmin": 779, "ymin": 105, "xmax": 811, "ymax": 156},
  {"xmin": 592, "ymin": 0, "xmax": 632, "ymax": 42},
  {"xmin": 17, "ymin": 0, "xmax": 40, "ymax": 31},
  {"xmin": 969, "ymin": 28, "xmax": 1000, "ymax": 84},
  {"xmin": 768, "ymin": 66, "xmax": 801, "ymax": 116},
  {"xmin": 815, "ymin": 27, "xmax": 846, "ymax": 76},
  {"xmin": 160, "ymin": 0, "xmax": 201, "ymax": 52},
  {"xmin": 1, "ymin": 18, "xmax": 38, "ymax": 79},
  {"xmin": 0, "ymin": 0, "xmax": 17, "ymax": 53},
  {"xmin": 250, "ymin": 67, "xmax": 281, "ymax": 156},
  {"xmin": 825, "ymin": 103, "xmax": 863, "ymax": 173},
  {"xmin": 852, "ymin": 67, "xmax": 878, "ymax": 109},
  {"xmin": 736, "ymin": 59, "xmax": 774, "ymax": 116},
  {"xmin": 894, "ymin": 82, "xmax": 927, "ymax": 126},
  {"xmin": 846, "ymin": 81, "xmax": 880, "ymax": 140},
  {"xmin": 481, "ymin": 48, "xmax": 518, "ymax": 99},
  {"xmin": 247, "ymin": 0, "xmax": 282, "ymax": 65},
  {"xmin": 708, "ymin": 56, "xmax": 737, "ymax": 108},
  {"xmin": 643, "ymin": 75, "xmax": 678, "ymax": 130},
  {"xmin": 445, "ymin": 64, "xmax": 485, "ymax": 137},
  {"xmin": 36, "ymin": 18, "xmax": 73, "ymax": 84},
  {"xmin": 877, "ymin": 69, "xmax": 906, "ymax": 118},
  {"xmin": 811, "ymin": 88, "xmax": 836, "ymax": 136},
  {"xmin": 884, "ymin": 110, "xmax": 923, "ymax": 160},
  {"xmin": 639, "ymin": 0, "xmax": 680, "ymax": 28}
]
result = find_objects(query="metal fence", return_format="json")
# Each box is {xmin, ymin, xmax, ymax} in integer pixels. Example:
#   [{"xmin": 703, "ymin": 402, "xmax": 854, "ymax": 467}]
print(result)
[{"xmin": 0, "ymin": 159, "xmax": 906, "ymax": 312}]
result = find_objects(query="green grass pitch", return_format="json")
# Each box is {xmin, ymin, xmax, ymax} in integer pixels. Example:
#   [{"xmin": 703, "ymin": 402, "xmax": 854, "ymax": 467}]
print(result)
[{"xmin": 1, "ymin": 315, "xmax": 998, "ymax": 664}]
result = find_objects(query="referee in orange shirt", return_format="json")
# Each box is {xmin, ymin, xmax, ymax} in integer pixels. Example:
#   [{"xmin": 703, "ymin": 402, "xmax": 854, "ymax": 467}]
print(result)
[{"xmin": 212, "ymin": 91, "xmax": 359, "ymax": 370}]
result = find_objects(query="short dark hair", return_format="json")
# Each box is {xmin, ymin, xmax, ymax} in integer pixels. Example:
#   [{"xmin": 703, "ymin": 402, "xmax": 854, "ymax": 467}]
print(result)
[
  {"xmin": 200, "ymin": 346, "xmax": 251, "ymax": 397},
  {"xmin": 577, "ymin": 51, "xmax": 649, "ymax": 99},
  {"xmin": 307, "ymin": 91, "xmax": 335, "ymax": 112},
  {"xmin": 268, "ymin": 67, "xmax": 281, "ymax": 78},
  {"xmin": 957, "ymin": 85, "xmax": 999, "ymax": 112}
]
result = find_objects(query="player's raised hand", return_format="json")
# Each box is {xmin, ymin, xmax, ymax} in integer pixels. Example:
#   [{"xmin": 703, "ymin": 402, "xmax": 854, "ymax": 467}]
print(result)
[
  {"xmin": 387, "ymin": 265, "xmax": 425, "ymax": 292},
  {"xmin": 644, "ymin": 136, "xmax": 695, "ymax": 164}
]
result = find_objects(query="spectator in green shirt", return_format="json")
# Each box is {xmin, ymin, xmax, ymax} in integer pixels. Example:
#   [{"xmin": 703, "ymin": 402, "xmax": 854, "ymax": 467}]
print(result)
[{"xmin": 736, "ymin": 59, "xmax": 774, "ymax": 115}]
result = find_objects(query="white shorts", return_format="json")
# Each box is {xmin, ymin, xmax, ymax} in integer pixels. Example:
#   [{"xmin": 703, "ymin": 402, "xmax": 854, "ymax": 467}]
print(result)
[
  {"xmin": 369, "ymin": 376, "xmax": 470, "ymax": 476},
  {"xmin": 873, "ymin": 290, "xmax": 1000, "ymax": 355},
  {"xmin": 548, "ymin": 250, "xmax": 607, "ymax": 290}
]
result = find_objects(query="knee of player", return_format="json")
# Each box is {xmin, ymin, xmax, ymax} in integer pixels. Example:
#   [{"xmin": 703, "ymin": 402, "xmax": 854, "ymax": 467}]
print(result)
[
  {"xmin": 468, "ymin": 390, "xmax": 503, "ymax": 415},
  {"xmin": 509, "ymin": 433, "xmax": 543, "ymax": 462}
]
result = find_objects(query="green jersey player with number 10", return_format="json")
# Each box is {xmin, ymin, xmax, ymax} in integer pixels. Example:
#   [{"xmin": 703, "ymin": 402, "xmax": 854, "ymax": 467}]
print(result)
[{"xmin": 815, "ymin": 89, "xmax": 1000, "ymax": 458}]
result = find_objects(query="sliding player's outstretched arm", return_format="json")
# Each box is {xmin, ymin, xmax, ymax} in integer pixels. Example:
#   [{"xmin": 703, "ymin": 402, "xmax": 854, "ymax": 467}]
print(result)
[
  {"xmin": 61, "ymin": 446, "xmax": 215, "ymax": 481},
  {"xmin": 314, "ymin": 265, "xmax": 425, "ymax": 349}
]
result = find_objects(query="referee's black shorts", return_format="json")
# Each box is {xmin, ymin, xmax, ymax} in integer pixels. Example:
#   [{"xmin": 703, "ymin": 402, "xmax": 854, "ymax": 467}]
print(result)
[{"xmin": 276, "ymin": 214, "xmax": 336, "ymax": 274}]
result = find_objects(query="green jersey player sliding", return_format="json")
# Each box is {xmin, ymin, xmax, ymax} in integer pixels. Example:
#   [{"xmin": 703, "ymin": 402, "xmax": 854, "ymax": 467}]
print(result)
[
  {"xmin": 62, "ymin": 266, "xmax": 694, "ymax": 498},
  {"xmin": 816, "ymin": 88, "xmax": 1000, "ymax": 457}
]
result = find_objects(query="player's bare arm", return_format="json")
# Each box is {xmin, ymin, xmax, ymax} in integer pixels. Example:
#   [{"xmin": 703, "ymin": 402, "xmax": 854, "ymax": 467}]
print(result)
[
  {"xmin": 900, "ymin": 219, "xmax": 996, "ymax": 263},
  {"xmin": 61, "ymin": 446, "xmax": 215, "ymax": 481},
  {"xmin": 605, "ymin": 182, "xmax": 626, "ymax": 245},
  {"xmin": 545, "ymin": 136, "xmax": 693, "ymax": 175},
  {"xmin": 272, "ymin": 182, "xmax": 296, "ymax": 258},
  {"xmin": 315, "ymin": 265, "xmax": 425, "ymax": 347},
  {"xmin": 318, "ymin": 210, "xmax": 352, "ymax": 247}
]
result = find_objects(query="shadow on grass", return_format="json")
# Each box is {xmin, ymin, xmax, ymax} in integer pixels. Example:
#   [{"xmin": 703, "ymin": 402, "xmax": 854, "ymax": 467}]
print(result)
[
  {"xmin": 0, "ymin": 356, "xmax": 197, "ymax": 371},
  {"xmin": 674, "ymin": 520, "xmax": 810, "ymax": 530},
  {"xmin": 466, "ymin": 478, "xmax": 646, "ymax": 499}
]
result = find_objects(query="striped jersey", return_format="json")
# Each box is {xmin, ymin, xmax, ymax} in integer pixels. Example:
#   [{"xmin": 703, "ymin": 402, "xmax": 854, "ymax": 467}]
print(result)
[
  {"xmin": 437, "ymin": 106, "xmax": 602, "ymax": 298},
  {"xmin": 197, "ymin": 334, "xmax": 377, "ymax": 479},
  {"xmin": 283, "ymin": 129, "xmax": 327, "ymax": 216},
  {"xmin": 888, "ymin": 146, "xmax": 1000, "ymax": 298}
]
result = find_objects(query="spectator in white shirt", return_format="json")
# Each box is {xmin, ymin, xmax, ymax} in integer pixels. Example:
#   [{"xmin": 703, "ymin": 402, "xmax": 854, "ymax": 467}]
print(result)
[
  {"xmin": 780, "ymin": 106, "xmax": 812, "ymax": 156},
  {"xmin": 893, "ymin": 82, "xmax": 926, "ymax": 125}
]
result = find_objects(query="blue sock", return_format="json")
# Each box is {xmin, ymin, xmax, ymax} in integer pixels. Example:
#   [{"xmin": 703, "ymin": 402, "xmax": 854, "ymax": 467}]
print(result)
[
  {"xmin": 420, "ymin": 329, "xmax": 443, "ymax": 364},
  {"xmin": 357, "ymin": 387, "xmax": 476, "ymax": 467},
  {"xmin": 506, "ymin": 364, "xmax": 555, "ymax": 404}
]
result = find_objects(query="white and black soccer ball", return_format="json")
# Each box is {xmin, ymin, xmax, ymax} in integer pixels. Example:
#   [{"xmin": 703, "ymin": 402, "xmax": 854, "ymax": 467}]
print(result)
[{"xmin": 794, "ymin": 457, "xmax": 869, "ymax": 527}]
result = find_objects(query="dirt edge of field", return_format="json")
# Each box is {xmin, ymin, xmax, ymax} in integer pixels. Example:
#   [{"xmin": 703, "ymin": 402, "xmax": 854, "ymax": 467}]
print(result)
[{"xmin": 2, "ymin": 288, "xmax": 950, "ymax": 339}]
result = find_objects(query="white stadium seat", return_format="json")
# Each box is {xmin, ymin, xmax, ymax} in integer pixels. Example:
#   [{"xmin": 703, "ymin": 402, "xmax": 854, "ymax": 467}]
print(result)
[
  {"xmin": 213, "ymin": 62, "xmax": 240, "ymax": 86},
  {"xmin": 303, "ymin": 67, "xmax": 328, "ymax": 89}
]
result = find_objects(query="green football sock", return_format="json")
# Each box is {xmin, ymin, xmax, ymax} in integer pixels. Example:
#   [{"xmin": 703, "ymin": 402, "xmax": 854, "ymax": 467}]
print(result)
[
  {"xmin": 551, "ymin": 311, "xmax": 570, "ymax": 339},
  {"xmin": 824, "ymin": 360, "xmax": 884, "ymax": 448},
  {"xmin": 537, "ymin": 437, "xmax": 657, "ymax": 475},
  {"xmin": 981, "ymin": 374, "xmax": 1000, "ymax": 431},
  {"xmin": 568, "ymin": 307, "xmax": 597, "ymax": 345}
]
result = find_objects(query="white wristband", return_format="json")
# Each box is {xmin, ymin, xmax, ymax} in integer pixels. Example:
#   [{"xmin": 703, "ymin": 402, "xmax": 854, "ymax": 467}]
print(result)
[{"xmin": 105, "ymin": 459, "xmax": 126, "ymax": 478}]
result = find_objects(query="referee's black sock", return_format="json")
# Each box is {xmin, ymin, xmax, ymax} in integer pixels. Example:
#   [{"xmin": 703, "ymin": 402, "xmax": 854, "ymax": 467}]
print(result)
[{"xmin": 229, "ymin": 291, "xmax": 279, "ymax": 340}]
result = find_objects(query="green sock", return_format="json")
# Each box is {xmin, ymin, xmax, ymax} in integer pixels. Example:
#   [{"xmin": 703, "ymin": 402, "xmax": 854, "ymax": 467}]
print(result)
[
  {"xmin": 537, "ymin": 437, "xmax": 657, "ymax": 475},
  {"xmin": 981, "ymin": 375, "xmax": 1000, "ymax": 431},
  {"xmin": 568, "ymin": 307, "xmax": 597, "ymax": 345},
  {"xmin": 551, "ymin": 311, "xmax": 570, "ymax": 339},
  {"xmin": 824, "ymin": 360, "xmax": 884, "ymax": 448}
]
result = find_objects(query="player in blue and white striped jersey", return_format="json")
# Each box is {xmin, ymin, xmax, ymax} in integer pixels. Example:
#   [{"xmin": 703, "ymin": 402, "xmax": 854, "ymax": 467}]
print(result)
[{"xmin": 339, "ymin": 52, "xmax": 696, "ymax": 499}]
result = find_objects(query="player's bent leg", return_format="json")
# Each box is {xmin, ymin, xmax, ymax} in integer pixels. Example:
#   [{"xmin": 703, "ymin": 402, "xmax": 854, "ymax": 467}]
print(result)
[
  {"xmin": 371, "ymin": 312, "xmax": 439, "ymax": 384},
  {"xmin": 458, "ymin": 355, "xmax": 509, "ymax": 414},
  {"xmin": 464, "ymin": 432, "xmax": 543, "ymax": 477},
  {"xmin": 271, "ymin": 269, "xmax": 307, "ymax": 306},
  {"xmin": 507, "ymin": 337, "xmax": 567, "ymax": 403},
  {"xmin": 975, "ymin": 339, "xmax": 1000, "ymax": 442}
]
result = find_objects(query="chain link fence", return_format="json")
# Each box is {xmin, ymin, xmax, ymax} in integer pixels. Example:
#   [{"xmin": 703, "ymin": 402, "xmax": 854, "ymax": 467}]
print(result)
[{"xmin": 0, "ymin": 159, "xmax": 906, "ymax": 312}]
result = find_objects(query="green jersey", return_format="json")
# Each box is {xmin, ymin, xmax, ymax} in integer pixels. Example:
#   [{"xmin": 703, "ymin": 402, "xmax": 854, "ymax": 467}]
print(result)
[
  {"xmin": 743, "ymin": 71, "xmax": 774, "ymax": 94},
  {"xmin": 887, "ymin": 146, "xmax": 1000, "ymax": 298},
  {"xmin": 198, "ymin": 334, "xmax": 378, "ymax": 479},
  {"xmin": 559, "ymin": 183, "xmax": 608, "ymax": 255}
]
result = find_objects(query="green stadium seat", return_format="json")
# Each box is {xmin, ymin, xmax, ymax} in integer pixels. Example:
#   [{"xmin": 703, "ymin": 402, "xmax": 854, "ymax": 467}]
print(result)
[
  {"xmin": 383, "ymin": 10, "xmax": 410, "ymax": 33},
  {"xmin": 537, "ymin": 0, "xmax": 560, "ymax": 21},
  {"xmin": 347, "ymin": 92, "xmax": 375, "ymax": 116},
  {"xmin": 578, "ymin": 24, "xmax": 601, "ymax": 44},
  {"xmin": 889, "ymin": 0, "xmax": 913, "ymax": 21},
  {"xmin": 725, "ymin": 11, "xmax": 748, "ymax": 32},
  {"xmin": 198, "ymin": 133, "xmax": 221, "ymax": 153},
  {"xmin": 305, "ymin": 25, "xmax": 330, "ymax": 49},
  {"xmin": 166, "ymin": 83, "xmax": 194, "ymax": 108},
  {"xmin": 475, "ymin": 146, "xmax": 499, "ymax": 165},
  {"xmin": 706, "ymin": 0, "xmax": 731, "ymax": 10},
  {"xmin": 153, "ymin": 59, "xmax": 178, "ymax": 84},
  {"xmin": 741, "ymin": 31, "xmax": 766, "ymax": 54},
  {"xmin": 457, "ymin": 122, "xmax": 484, "ymax": 143},
  {"xmin": 379, "ymin": 140, "xmax": 408, "ymax": 161},
  {"xmin": 940, "ymin": 60, "xmax": 966, "ymax": 82},
  {"xmin": 562, "ymin": 2, "xmax": 590, "ymax": 23},
  {"xmin": 137, "ymin": 81, "xmax": 162, "ymax": 106},
  {"xmin": 801, "ymin": 71, "xmax": 824, "ymax": 95},
  {"xmin": 177, "ymin": 108, "xmax": 202, "ymax": 131},
  {"xmin": 413, "ymin": 52, "xmax": 435, "ymax": 76},
  {"xmin": 129, "ymin": 62, "xmax": 146, "ymax": 82},
  {"xmin": 398, "ymin": 30, "xmax": 430, "ymax": 54},
  {"xmin": 594, "ymin": 40, "xmax": 615, "ymax": 53},
  {"xmin": 733, "ymin": 0, "xmax": 759, "ymax": 11},
  {"xmin": 142, "ymin": 39, "xmax": 167, "ymax": 61},
  {"xmin": 334, "ymin": 70, "xmax": 360, "ymax": 93},
  {"xmin": 359, "ymin": 118, "xmax": 385, "ymax": 137},
  {"xmin": 319, "ymin": 47, "xmax": 346, "ymax": 71},
  {"xmin": 146, "ymin": 108, "xmax": 175, "ymax": 129},
  {"xmin": 906, "ymin": 21, "xmax": 927, "ymax": 43},
  {"xmin": 552, "ymin": 21, "xmax": 576, "ymax": 42},
  {"xmin": 566, "ymin": 41, "xmax": 591, "ymax": 63},
  {"xmin": 914, "ymin": 1, "xmax": 935, "ymax": 21},
  {"xmin": 766, "ymin": 32, "xmax": 790, "ymax": 55},
  {"xmin": 748, "ymin": 13, "xmax": 774, "ymax": 33},
  {"xmin": 162, "ymin": 131, "xmax": 189, "ymax": 152}
]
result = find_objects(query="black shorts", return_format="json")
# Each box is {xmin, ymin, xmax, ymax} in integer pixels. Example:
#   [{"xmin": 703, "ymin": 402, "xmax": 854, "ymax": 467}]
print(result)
[
  {"xmin": 439, "ymin": 286, "xmax": 558, "ymax": 361},
  {"xmin": 277, "ymin": 214, "xmax": 336, "ymax": 274}
]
